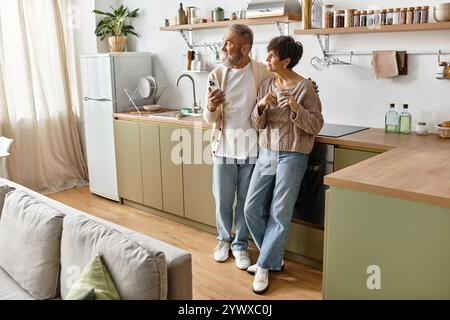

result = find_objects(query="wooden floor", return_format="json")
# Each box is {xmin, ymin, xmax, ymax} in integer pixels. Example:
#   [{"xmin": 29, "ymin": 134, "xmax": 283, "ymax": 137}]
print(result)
[{"xmin": 49, "ymin": 187, "xmax": 323, "ymax": 300}]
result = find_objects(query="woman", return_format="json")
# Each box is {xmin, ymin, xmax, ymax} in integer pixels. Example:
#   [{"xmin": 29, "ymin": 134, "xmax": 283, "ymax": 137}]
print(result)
[{"xmin": 244, "ymin": 36, "xmax": 324, "ymax": 294}]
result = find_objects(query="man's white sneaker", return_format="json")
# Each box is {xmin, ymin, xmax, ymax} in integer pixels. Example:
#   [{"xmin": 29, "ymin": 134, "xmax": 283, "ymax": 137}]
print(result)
[
  {"xmin": 246, "ymin": 259, "xmax": 284, "ymax": 275},
  {"xmin": 252, "ymin": 267, "xmax": 269, "ymax": 294},
  {"xmin": 232, "ymin": 250, "xmax": 251, "ymax": 270},
  {"xmin": 213, "ymin": 241, "xmax": 230, "ymax": 262}
]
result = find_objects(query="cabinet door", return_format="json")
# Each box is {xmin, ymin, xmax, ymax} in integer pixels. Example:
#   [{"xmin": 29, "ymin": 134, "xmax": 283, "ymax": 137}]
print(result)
[
  {"xmin": 334, "ymin": 147, "xmax": 381, "ymax": 171},
  {"xmin": 182, "ymin": 128, "xmax": 216, "ymax": 227},
  {"xmin": 113, "ymin": 119, "xmax": 143, "ymax": 203},
  {"xmin": 140, "ymin": 122, "xmax": 163, "ymax": 210},
  {"xmin": 159, "ymin": 125, "xmax": 184, "ymax": 217}
]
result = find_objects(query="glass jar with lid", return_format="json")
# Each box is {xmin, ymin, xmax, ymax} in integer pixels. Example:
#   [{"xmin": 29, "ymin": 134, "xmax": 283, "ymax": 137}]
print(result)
[
  {"xmin": 366, "ymin": 10, "xmax": 374, "ymax": 27},
  {"xmin": 344, "ymin": 9, "xmax": 356, "ymax": 28},
  {"xmin": 381, "ymin": 9, "xmax": 387, "ymax": 25},
  {"xmin": 414, "ymin": 6, "xmax": 422, "ymax": 24},
  {"xmin": 421, "ymin": 6, "xmax": 429, "ymax": 23},
  {"xmin": 406, "ymin": 7, "xmax": 414, "ymax": 24},
  {"xmin": 353, "ymin": 11, "xmax": 361, "ymax": 27},
  {"xmin": 360, "ymin": 10, "xmax": 367, "ymax": 27},
  {"xmin": 415, "ymin": 122, "xmax": 428, "ymax": 136},
  {"xmin": 386, "ymin": 9, "xmax": 394, "ymax": 25},
  {"xmin": 400, "ymin": 8, "xmax": 407, "ymax": 24},
  {"xmin": 393, "ymin": 8, "xmax": 401, "ymax": 25},
  {"xmin": 322, "ymin": 4, "xmax": 335, "ymax": 28},
  {"xmin": 334, "ymin": 10, "xmax": 345, "ymax": 28},
  {"xmin": 373, "ymin": 10, "xmax": 381, "ymax": 26}
]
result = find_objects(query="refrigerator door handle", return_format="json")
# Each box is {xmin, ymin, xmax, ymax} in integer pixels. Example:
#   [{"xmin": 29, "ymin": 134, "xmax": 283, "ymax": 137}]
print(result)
[{"xmin": 83, "ymin": 97, "xmax": 112, "ymax": 102}]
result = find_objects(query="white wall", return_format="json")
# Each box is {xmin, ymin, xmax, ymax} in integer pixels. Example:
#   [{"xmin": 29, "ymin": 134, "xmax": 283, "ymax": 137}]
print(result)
[{"xmin": 82, "ymin": 0, "xmax": 450, "ymax": 130}]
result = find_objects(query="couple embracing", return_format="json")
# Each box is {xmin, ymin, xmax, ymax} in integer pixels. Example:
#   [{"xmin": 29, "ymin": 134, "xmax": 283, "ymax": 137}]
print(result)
[{"xmin": 203, "ymin": 24, "xmax": 324, "ymax": 294}]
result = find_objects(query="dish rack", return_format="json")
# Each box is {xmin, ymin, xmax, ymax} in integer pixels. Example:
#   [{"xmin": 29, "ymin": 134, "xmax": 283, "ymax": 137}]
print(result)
[{"xmin": 436, "ymin": 125, "xmax": 450, "ymax": 138}]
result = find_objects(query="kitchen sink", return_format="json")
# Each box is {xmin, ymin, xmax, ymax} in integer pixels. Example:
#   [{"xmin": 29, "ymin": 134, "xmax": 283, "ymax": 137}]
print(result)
[{"xmin": 151, "ymin": 110, "xmax": 202, "ymax": 119}]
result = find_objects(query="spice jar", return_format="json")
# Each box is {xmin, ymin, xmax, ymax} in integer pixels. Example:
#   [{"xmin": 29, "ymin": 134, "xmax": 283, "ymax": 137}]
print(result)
[
  {"xmin": 373, "ymin": 10, "xmax": 382, "ymax": 26},
  {"xmin": 414, "ymin": 6, "xmax": 422, "ymax": 24},
  {"xmin": 400, "ymin": 8, "xmax": 407, "ymax": 24},
  {"xmin": 415, "ymin": 122, "xmax": 428, "ymax": 136},
  {"xmin": 393, "ymin": 8, "xmax": 401, "ymax": 25},
  {"xmin": 386, "ymin": 9, "xmax": 394, "ymax": 25},
  {"xmin": 406, "ymin": 7, "xmax": 414, "ymax": 24},
  {"xmin": 381, "ymin": 9, "xmax": 387, "ymax": 25},
  {"xmin": 367, "ymin": 10, "xmax": 375, "ymax": 27},
  {"xmin": 334, "ymin": 10, "xmax": 345, "ymax": 28},
  {"xmin": 421, "ymin": 6, "xmax": 429, "ymax": 23},
  {"xmin": 345, "ymin": 9, "xmax": 356, "ymax": 28},
  {"xmin": 360, "ymin": 10, "xmax": 367, "ymax": 27},
  {"xmin": 353, "ymin": 11, "xmax": 361, "ymax": 27},
  {"xmin": 322, "ymin": 4, "xmax": 335, "ymax": 28}
]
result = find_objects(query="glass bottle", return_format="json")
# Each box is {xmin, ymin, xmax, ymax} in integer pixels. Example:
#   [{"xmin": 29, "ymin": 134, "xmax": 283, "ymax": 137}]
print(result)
[
  {"xmin": 353, "ymin": 11, "xmax": 361, "ymax": 27},
  {"xmin": 387, "ymin": 9, "xmax": 394, "ymax": 25},
  {"xmin": 400, "ymin": 8, "xmax": 407, "ymax": 24},
  {"xmin": 398, "ymin": 104, "xmax": 412, "ymax": 134},
  {"xmin": 312, "ymin": 0, "xmax": 324, "ymax": 29},
  {"xmin": 393, "ymin": 8, "xmax": 401, "ymax": 25},
  {"xmin": 334, "ymin": 10, "xmax": 345, "ymax": 28},
  {"xmin": 360, "ymin": 10, "xmax": 367, "ymax": 27},
  {"xmin": 385, "ymin": 103, "xmax": 399, "ymax": 133}
]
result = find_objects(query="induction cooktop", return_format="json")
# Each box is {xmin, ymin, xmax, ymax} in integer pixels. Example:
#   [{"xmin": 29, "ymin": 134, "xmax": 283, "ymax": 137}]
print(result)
[{"xmin": 318, "ymin": 123, "xmax": 369, "ymax": 138}]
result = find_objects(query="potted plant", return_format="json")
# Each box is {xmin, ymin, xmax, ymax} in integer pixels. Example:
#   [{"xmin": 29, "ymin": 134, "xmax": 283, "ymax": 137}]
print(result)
[
  {"xmin": 213, "ymin": 7, "xmax": 225, "ymax": 22},
  {"xmin": 93, "ymin": 5, "xmax": 140, "ymax": 52}
]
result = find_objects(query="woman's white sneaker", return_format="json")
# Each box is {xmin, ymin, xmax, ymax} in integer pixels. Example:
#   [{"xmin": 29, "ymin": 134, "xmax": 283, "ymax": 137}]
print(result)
[
  {"xmin": 246, "ymin": 260, "xmax": 284, "ymax": 275},
  {"xmin": 232, "ymin": 250, "xmax": 251, "ymax": 270},
  {"xmin": 213, "ymin": 241, "xmax": 230, "ymax": 262},
  {"xmin": 252, "ymin": 267, "xmax": 269, "ymax": 294}
]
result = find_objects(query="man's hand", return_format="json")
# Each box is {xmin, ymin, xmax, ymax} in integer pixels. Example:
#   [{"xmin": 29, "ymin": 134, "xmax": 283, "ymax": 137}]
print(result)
[
  {"xmin": 207, "ymin": 87, "xmax": 225, "ymax": 112},
  {"xmin": 257, "ymin": 90, "xmax": 277, "ymax": 113},
  {"xmin": 309, "ymin": 78, "xmax": 319, "ymax": 94}
]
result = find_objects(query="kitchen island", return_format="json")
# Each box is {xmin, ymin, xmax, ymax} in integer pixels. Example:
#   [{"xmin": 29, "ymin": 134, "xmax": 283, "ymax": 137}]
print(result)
[{"xmin": 319, "ymin": 128, "xmax": 450, "ymax": 300}]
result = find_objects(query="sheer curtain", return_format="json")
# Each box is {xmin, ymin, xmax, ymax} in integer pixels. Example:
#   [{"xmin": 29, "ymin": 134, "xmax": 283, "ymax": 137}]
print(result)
[{"xmin": 0, "ymin": 0, "xmax": 87, "ymax": 193}]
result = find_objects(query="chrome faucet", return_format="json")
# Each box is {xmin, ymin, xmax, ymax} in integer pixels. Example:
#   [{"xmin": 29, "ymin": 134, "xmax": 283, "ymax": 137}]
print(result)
[{"xmin": 176, "ymin": 74, "xmax": 201, "ymax": 113}]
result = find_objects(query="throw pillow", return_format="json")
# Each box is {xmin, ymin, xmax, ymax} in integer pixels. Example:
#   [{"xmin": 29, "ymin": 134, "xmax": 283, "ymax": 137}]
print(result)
[
  {"xmin": 65, "ymin": 255, "xmax": 121, "ymax": 300},
  {"xmin": 0, "ymin": 185, "xmax": 15, "ymax": 218}
]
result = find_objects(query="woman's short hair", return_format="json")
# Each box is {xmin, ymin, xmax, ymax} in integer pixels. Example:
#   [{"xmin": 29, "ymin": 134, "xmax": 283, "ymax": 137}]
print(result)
[{"xmin": 267, "ymin": 36, "xmax": 303, "ymax": 69}]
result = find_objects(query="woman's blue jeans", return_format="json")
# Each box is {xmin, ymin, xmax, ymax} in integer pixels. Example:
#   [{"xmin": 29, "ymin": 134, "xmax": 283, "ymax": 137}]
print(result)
[{"xmin": 244, "ymin": 148, "xmax": 309, "ymax": 270}]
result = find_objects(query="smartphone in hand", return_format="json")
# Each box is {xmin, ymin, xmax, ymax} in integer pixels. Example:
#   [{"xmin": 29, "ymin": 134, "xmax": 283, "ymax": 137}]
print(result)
[{"xmin": 208, "ymin": 79, "xmax": 220, "ymax": 92}]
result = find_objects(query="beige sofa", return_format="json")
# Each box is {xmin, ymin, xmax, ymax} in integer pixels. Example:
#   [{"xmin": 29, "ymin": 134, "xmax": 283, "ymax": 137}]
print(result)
[{"xmin": 0, "ymin": 178, "xmax": 192, "ymax": 300}]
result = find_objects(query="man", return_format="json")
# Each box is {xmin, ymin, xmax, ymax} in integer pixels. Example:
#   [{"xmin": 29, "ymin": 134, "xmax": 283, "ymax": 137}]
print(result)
[
  {"xmin": 204, "ymin": 24, "xmax": 318, "ymax": 270},
  {"xmin": 203, "ymin": 24, "xmax": 271, "ymax": 270}
]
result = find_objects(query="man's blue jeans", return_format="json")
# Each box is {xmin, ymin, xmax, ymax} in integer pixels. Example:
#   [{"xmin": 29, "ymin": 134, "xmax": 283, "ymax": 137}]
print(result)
[
  {"xmin": 213, "ymin": 156, "xmax": 255, "ymax": 251},
  {"xmin": 244, "ymin": 148, "xmax": 309, "ymax": 270}
]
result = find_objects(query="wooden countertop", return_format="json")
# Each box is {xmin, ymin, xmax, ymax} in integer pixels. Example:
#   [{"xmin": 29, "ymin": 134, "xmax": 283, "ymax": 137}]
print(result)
[
  {"xmin": 114, "ymin": 111, "xmax": 450, "ymax": 209},
  {"xmin": 323, "ymin": 129, "xmax": 450, "ymax": 209},
  {"xmin": 113, "ymin": 111, "xmax": 212, "ymax": 129}
]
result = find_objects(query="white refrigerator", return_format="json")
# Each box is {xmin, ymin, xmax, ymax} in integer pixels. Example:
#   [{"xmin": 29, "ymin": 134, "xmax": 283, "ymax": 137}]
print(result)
[{"xmin": 81, "ymin": 52, "xmax": 152, "ymax": 201}]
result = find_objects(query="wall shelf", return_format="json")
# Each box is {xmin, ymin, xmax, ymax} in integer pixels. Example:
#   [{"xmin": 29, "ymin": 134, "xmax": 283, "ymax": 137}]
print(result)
[
  {"xmin": 294, "ymin": 22, "xmax": 450, "ymax": 35},
  {"xmin": 160, "ymin": 15, "xmax": 300, "ymax": 32},
  {"xmin": 160, "ymin": 15, "xmax": 301, "ymax": 51}
]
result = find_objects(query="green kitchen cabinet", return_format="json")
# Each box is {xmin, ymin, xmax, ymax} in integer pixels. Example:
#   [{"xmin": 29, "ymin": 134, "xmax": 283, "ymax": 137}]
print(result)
[
  {"xmin": 324, "ymin": 187, "xmax": 450, "ymax": 299},
  {"xmin": 159, "ymin": 125, "xmax": 184, "ymax": 217},
  {"xmin": 113, "ymin": 119, "xmax": 143, "ymax": 203},
  {"xmin": 182, "ymin": 128, "xmax": 216, "ymax": 227},
  {"xmin": 140, "ymin": 122, "xmax": 163, "ymax": 210},
  {"xmin": 334, "ymin": 147, "xmax": 381, "ymax": 171}
]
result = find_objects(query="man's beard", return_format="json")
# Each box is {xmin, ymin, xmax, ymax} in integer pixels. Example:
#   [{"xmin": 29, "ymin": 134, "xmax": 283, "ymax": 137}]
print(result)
[{"xmin": 221, "ymin": 52, "xmax": 244, "ymax": 68}]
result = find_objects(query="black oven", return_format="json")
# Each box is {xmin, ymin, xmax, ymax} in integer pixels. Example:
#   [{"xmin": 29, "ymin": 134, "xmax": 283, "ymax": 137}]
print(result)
[{"xmin": 292, "ymin": 143, "xmax": 334, "ymax": 228}]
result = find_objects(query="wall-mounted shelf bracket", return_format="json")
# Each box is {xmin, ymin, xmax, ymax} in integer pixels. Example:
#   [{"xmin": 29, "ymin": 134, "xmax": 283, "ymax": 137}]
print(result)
[
  {"xmin": 179, "ymin": 30, "xmax": 194, "ymax": 50},
  {"xmin": 316, "ymin": 34, "xmax": 330, "ymax": 56},
  {"xmin": 276, "ymin": 22, "xmax": 290, "ymax": 36}
]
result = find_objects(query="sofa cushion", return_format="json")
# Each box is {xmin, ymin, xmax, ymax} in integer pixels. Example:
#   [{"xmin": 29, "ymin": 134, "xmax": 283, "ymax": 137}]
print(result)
[
  {"xmin": 0, "ymin": 190, "xmax": 64, "ymax": 299},
  {"xmin": 60, "ymin": 215, "xmax": 167, "ymax": 300},
  {"xmin": 0, "ymin": 267, "xmax": 35, "ymax": 300},
  {"xmin": 65, "ymin": 255, "xmax": 121, "ymax": 300}
]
